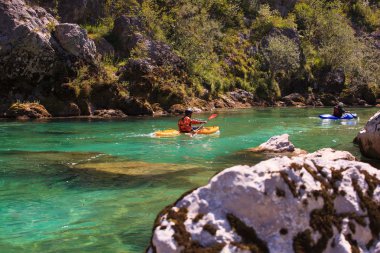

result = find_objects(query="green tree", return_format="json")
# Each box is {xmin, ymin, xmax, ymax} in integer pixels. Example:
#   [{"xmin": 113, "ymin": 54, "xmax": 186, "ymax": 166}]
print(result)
[{"xmin": 262, "ymin": 34, "xmax": 301, "ymax": 97}]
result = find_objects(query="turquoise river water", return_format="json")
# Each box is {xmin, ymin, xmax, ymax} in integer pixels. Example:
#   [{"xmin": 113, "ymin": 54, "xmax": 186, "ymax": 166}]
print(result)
[{"xmin": 0, "ymin": 107, "xmax": 379, "ymax": 253}]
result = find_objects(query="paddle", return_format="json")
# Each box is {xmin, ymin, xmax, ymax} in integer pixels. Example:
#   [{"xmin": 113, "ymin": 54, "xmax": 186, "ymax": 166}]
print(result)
[{"xmin": 191, "ymin": 114, "xmax": 218, "ymax": 137}]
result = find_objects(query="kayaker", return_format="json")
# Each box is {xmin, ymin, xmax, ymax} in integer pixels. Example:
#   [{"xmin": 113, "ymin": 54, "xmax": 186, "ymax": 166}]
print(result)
[
  {"xmin": 178, "ymin": 109, "xmax": 206, "ymax": 133},
  {"xmin": 333, "ymin": 102, "xmax": 346, "ymax": 118}
]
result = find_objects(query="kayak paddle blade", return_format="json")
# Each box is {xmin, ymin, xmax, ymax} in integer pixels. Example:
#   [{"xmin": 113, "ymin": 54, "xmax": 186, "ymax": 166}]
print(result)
[{"xmin": 208, "ymin": 114, "xmax": 218, "ymax": 120}]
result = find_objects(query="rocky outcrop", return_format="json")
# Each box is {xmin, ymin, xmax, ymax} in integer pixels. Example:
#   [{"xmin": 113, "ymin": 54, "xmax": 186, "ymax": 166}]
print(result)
[
  {"xmin": 116, "ymin": 29, "xmax": 190, "ymax": 110},
  {"xmin": 281, "ymin": 93, "xmax": 306, "ymax": 106},
  {"xmin": 6, "ymin": 102, "xmax": 51, "ymax": 119},
  {"xmin": 93, "ymin": 109, "xmax": 127, "ymax": 118},
  {"xmin": 54, "ymin": 23, "xmax": 97, "ymax": 65},
  {"xmin": 355, "ymin": 110, "xmax": 380, "ymax": 159},
  {"xmin": 0, "ymin": 0, "xmax": 98, "ymax": 92},
  {"xmin": 57, "ymin": 0, "xmax": 105, "ymax": 24},
  {"xmin": 261, "ymin": 0, "xmax": 298, "ymax": 16},
  {"xmin": 111, "ymin": 15, "xmax": 148, "ymax": 58},
  {"xmin": 318, "ymin": 68, "xmax": 345, "ymax": 94},
  {"xmin": 27, "ymin": 0, "xmax": 106, "ymax": 24},
  {"xmin": 148, "ymin": 148, "xmax": 380, "ymax": 253},
  {"xmin": 118, "ymin": 97, "xmax": 153, "ymax": 116},
  {"xmin": 248, "ymin": 134, "xmax": 307, "ymax": 156},
  {"xmin": 93, "ymin": 37, "xmax": 115, "ymax": 59}
]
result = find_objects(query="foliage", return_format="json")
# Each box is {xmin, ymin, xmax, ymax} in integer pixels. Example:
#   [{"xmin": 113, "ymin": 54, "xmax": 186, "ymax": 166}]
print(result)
[
  {"xmin": 349, "ymin": 0, "xmax": 380, "ymax": 31},
  {"xmin": 74, "ymin": 0, "xmax": 379, "ymax": 103},
  {"xmin": 251, "ymin": 4, "xmax": 297, "ymax": 40},
  {"xmin": 295, "ymin": 0, "xmax": 363, "ymax": 78},
  {"xmin": 82, "ymin": 17, "xmax": 114, "ymax": 40},
  {"xmin": 263, "ymin": 35, "xmax": 300, "ymax": 76}
]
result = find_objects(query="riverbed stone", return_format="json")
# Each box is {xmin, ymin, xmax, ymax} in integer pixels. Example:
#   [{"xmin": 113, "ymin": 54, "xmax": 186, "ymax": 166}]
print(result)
[
  {"xmin": 355, "ymin": 110, "xmax": 380, "ymax": 159},
  {"xmin": 148, "ymin": 148, "xmax": 380, "ymax": 253}
]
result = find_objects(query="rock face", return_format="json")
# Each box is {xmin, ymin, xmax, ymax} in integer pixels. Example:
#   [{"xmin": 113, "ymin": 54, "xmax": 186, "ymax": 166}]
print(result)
[
  {"xmin": 115, "ymin": 22, "xmax": 190, "ymax": 110},
  {"xmin": 0, "ymin": 0, "xmax": 97, "ymax": 90},
  {"xmin": 282, "ymin": 93, "xmax": 306, "ymax": 106},
  {"xmin": 148, "ymin": 148, "xmax": 380, "ymax": 253},
  {"xmin": 319, "ymin": 68, "xmax": 345, "ymax": 94},
  {"xmin": 93, "ymin": 109, "xmax": 127, "ymax": 118},
  {"xmin": 54, "ymin": 23, "xmax": 97, "ymax": 65},
  {"xmin": 355, "ymin": 110, "xmax": 380, "ymax": 159},
  {"xmin": 248, "ymin": 134, "xmax": 306, "ymax": 156},
  {"xmin": 111, "ymin": 15, "xmax": 147, "ymax": 58},
  {"xmin": 57, "ymin": 0, "xmax": 105, "ymax": 24}
]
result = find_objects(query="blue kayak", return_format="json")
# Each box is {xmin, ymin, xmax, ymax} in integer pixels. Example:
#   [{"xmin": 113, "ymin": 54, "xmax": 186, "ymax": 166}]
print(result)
[{"xmin": 319, "ymin": 113, "xmax": 358, "ymax": 120}]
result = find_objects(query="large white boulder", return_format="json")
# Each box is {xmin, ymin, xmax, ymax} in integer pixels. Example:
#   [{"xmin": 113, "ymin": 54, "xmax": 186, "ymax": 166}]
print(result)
[
  {"xmin": 148, "ymin": 148, "xmax": 380, "ymax": 253},
  {"xmin": 355, "ymin": 111, "xmax": 380, "ymax": 159}
]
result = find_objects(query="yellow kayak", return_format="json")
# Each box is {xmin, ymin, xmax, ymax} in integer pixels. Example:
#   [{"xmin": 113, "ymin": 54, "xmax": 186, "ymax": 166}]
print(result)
[
  {"xmin": 153, "ymin": 129, "xmax": 180, "ymax": 137},
  {"xmin": 153, "ymin": 126, "xmax": 220, "ymax": 137},
  {"xmin": 196, "ymin": 126, "xmax": 220, "ymax": 135}
]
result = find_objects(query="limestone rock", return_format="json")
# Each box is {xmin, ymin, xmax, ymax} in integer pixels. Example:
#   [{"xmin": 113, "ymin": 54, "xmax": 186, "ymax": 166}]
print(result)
[
  {"xmin": 93, "ymin": 37, "xmax": 115, "ymax": 59},
  {"xmin": 282, "ymin": 93, "xmax": 306, "ymax": 106},
  {"xmin": 57, "ymin": 0, "xmax": 105, "ymax": 24},
  {"xmin": 54, "ymin": 23, "xmax": 97, "ymax": 65},
  {"xmin": 148, "ymin": 148, "xmax": 380, "ymax": 253},
  {"xmin": 248, "ymin": 134, "xmax": 307, "ymax": 156},
  {"xmin": 6, "ymin": 102, "xmax": 51, "ymax": 119},
  {"xmin": 111, "ymin": 15, "xmax": 147, "ymax": 58},
  {"xmin": 116, "ymin": 36, "xmax": 189, "ymax": 110},
  {"xmin": 118, "ymin": 97, "xmax": 153, "ymax": 116},
  {"xmin": 319, "ymin": 68, "xmax": 345, "ymax": 94},
  {"xmin": 93, "ymin": 109, "xmax": 127, "ymax": 118},
  {"xmin": 0, "ymin": 0, "xmax": 98, "ymax": 90},
  {"xmin": 355, "ymin": 110, "xmax": 380, "ymax": 159}
]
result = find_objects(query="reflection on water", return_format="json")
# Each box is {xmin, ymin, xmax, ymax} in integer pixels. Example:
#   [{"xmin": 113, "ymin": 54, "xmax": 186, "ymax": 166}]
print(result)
[
  {"xmin": 320, "ymin": 118, "xmax": 359, "ymax": 126},
  {"xmin": 0, "ymin": 107, "xmax": 379, "ymax": 252}
]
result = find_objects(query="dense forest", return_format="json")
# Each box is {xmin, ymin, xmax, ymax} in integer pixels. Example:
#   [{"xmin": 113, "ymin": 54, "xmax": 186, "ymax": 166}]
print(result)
[{"xmin": 1, "ymin": 0, "xmax": 379, "ymax": 118}]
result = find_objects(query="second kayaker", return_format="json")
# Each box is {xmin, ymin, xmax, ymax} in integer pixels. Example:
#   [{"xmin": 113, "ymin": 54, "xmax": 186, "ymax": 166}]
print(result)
[
  {"xmin": 178, "ymin": 109, "xmax": 206, "ymax": 133},
  {"xmin": 332, "ymin": 102, "xmax": 346, "ymax": 118}
]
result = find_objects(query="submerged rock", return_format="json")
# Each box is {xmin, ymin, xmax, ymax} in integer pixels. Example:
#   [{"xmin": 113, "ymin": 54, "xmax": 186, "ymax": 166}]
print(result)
[
  {"xmin": 148, "ymin": 148, "xmax": 380, "ymax": 253},
  {"xmin": 73, "ymin": 161, "xmax": 199, "ymax": 177},
  {"xmin": 248, "ymin": 134, "xmax": 306, "ymax": 156},
  {"xmin": 355, "ymin": 110, "xmax": 380, "ymax": 160}
]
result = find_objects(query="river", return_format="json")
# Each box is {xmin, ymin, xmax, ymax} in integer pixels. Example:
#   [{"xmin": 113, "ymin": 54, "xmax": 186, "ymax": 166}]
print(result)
[{"xmin": 0, "ymin": 107, "xmax": 378, "ymax": 252}]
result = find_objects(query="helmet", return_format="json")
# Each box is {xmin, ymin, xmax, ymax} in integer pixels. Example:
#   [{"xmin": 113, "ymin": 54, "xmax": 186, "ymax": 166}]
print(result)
[
  {"xmin": 338, "ymin": 102, "xmax": 344, "ymax": 108},
  {"xmin": 185, "ymin": 109, "xmax": 193, "ymax": 116}
]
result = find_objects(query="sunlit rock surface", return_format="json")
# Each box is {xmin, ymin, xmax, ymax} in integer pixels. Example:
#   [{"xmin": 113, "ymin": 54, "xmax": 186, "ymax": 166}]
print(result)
[
  {"xmin": 248, "ymin": 134, "xmax": 307, "ymax": 156},
  {"xmin": 0, "ymin": 0, "xmax": 97, "ymax": 86},
  {"xmin": 355, "ymin": 110, "xmax": 380, "ymax": 160},
  {"xmin": 148, "ymin": 148, "xmax": 380, "ymax": 253}
]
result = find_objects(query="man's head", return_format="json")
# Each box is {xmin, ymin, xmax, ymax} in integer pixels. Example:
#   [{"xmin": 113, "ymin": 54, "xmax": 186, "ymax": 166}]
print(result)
[
  {"xmin": 185, "ymin": 109, "xmax": 193, "ymax": 116},
  {"xmin": 338, "ymin": 102, "xmax": 344, "ymax": 108}
]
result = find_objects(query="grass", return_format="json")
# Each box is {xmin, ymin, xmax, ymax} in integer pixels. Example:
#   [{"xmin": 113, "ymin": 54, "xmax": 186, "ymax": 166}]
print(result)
[{"xmin": 82, "ymin": 17, "xmax": 114, "ymax": 40}]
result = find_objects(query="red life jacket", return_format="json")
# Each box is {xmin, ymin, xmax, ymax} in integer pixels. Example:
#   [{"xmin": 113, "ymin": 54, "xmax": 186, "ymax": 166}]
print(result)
[
  {"xmin": 178, "ymin": 116, "xmax": 192, "ymax": 132},
  {"xmin": 178, "ymin": 116, "xmax": 203, "ymax": 132}
]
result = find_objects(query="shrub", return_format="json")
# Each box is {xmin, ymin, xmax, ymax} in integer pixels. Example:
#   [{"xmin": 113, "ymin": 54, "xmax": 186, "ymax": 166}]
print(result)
[
  {"xmin": 350, "ymin": 0, "xmax": 380, "ymax": 31},
  {"xmin": 251, "ymin": 4, "xmax": 296, "ymax": 40}
]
